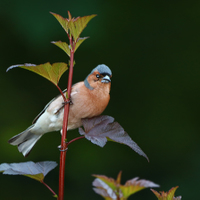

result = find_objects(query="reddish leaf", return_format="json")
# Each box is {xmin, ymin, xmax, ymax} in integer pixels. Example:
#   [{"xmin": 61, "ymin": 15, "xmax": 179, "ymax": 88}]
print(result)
[
  {"xmin": 51, "ymin": 41, "xmax": 70, "ymax": 57},
  {"xmin": 6, "ymin": 62, "xmax": 68, "ymax": 86},
  {"xmin": 0, "ymin": 161, "xmax": 57, "ymax": 182},
  {"xmin": 79, "ymin": 115, "xmax": 149, "ymax": 161},
  {"xmin": 151, "ymin": 186, "xmax": 182, "ymax": 200},
  {"xmin": 116, "ymin": 171, "xmax": 122, "ymax": 184},
  {"xmin": 93, "ymin": 172, "xmax": 159, "ymax": 199}
]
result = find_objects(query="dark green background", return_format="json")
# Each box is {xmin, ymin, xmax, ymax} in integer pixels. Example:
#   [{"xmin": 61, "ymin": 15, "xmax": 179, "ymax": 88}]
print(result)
[{"xmin": 1, "ymin": 0, "xmax": 200, "ymax": 199}]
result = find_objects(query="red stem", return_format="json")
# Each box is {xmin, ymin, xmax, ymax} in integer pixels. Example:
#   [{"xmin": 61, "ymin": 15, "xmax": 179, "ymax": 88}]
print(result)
[
  {"xmin": 67, "ymin": 136, "xmax": 85, "ymax": 146},
  {"xmin": 58, "ymin": 35, "xmax": 75, "ymax": 200},
  {"xmin": 41, "ymin": 180, "xmax": 57, "ymax": 197},
  {"xmin": 56, "ymin": 85, "xmax": 66, "ymax": 101}
]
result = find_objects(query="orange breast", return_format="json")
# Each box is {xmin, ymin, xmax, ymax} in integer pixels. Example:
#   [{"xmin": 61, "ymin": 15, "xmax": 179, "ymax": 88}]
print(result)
[{"xmin": 67, "ymin": 82, "xmax": 110, "ymax": 130}]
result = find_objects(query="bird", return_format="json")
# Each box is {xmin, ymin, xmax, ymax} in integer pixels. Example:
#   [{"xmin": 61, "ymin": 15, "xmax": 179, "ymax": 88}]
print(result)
[{"xmin": 8, "ymin": 64, "xmax": 112, "ymax": 157}]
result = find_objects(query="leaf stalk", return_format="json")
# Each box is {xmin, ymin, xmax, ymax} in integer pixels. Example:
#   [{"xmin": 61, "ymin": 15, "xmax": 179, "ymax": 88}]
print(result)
[
  {"xmin": 67, "ymin": 135, "xmax": 85, "ymax": 146},
  {"xmin": 41, "ymin": 180, "xmax": 57, "ymax": 197}
]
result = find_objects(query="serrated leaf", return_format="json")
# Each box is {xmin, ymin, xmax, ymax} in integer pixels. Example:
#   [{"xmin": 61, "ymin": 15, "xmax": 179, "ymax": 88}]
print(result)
[
  {"xmin": 93, "ymin": 175, "xmax": 118, "ymax": 191},
  {"xmin": 0, "ymin": 161, "xmax": 57, "ymax": 182},
  {"xmin": 93, "ymin": 179, "xmax": 118, "ymax": 200},
  {"xmin": 6, "ymin": 62, "xmax": 68, "ymax": 86},
  {"xmin": 151, "ymin": 186, "xmax": 181, "ymax": 200},
  {"xmin": 68, "ymin": 14, "xmax": 96, "ymax": 41},
  {"xmin": 93, "ymin": 172, "xmax": 159, "ymax": 200},
  {"xmin": 79, "ymin": 115, "xmax": 149, "ymax": 161},
  {"xmin": 74, "ymin": 37, "xmax": 88, "ymax": 52},
  {"xmin": 51, "ymin": 12, "xmax": 95, "ymax": 54},
  {"xmin": 52, "ymin": 41, "xmax": 70, "ymax": 57},
  {"xmin": 120, "ymin": 177, "xmax": 159, "ymax": 198},
  {"xmin": 51, "ymin": 12, "xmax": 96, "ymax": 42},
  {"xmin": 50, "ymin": 12, "xmax": 69, "ymax": 34}
]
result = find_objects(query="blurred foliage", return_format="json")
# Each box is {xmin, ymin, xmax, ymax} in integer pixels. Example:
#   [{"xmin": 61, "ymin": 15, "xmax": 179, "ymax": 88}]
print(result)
[
  {"xmin": 93, "ymin": 171, "xmax": 159, "ymax": 199},
  {"xmin": 1, "ymin": 0, "xmax": 200, "ymax": 199},
  {"xmin": 151, "ymin": 186, "xmax": 181, "ymax": 200}
]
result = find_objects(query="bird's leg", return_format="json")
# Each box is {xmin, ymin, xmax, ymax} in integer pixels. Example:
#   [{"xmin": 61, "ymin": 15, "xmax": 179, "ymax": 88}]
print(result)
[
  {"xmin": 57, "ymin": 145, "xmax": 68, "ymax": 152},
  {"xmin": 54, "ymin": 98, "xmax": 73, "ymax": 115},
  {"xmin": 63, "ymin": 98, "xmax": 73, "ymax": 105}
]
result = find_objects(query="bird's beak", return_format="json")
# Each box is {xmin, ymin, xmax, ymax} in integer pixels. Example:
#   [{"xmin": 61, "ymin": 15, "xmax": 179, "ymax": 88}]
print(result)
[{"xmin": 101, "ymin": 75, "xmax": 111, "ymax": 83}]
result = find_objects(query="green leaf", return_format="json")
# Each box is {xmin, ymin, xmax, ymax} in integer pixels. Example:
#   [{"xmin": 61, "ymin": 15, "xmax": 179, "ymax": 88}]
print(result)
[
  {"xmin": 50, "ymin": 12, "xmax": 69, "ymax": 34},
  {"xmin": 6, "ymin": 62, "xmax": 68, "ymax": 86},
  {"xmin": 51, "ymin": 11, "xmax": 96, "ymax": 41},
  {"xmin": 92, "ymin": 176, "xmax": 118, "ymax": 199},
  {"xmin": 52, "ymin": 41, "xmax": 70, "ymax": 57},
  {"xmin": 151, "ymin": 186, "xmax": 182, "ymax": 200},
  {"xmin": 120, "ymin": 177, "xmax": 159, "ymax": 198},
  {"xmin": 0, "ymin": 161, "xmax": 57, "ymax": 182},
  {"xmin": 74, "ymin": 37, "xmax": 88, "ymax": 52},
  {"xmin": 68, "ymin": 14, "xmax": 96, "ymax": 41},
  {"xmin": 25, "ymin": 173, "xmax": 44, "ymax": 182},
  {"xmin": 51, "ymin": 12, "xmax": 96, "ymax": 54},
  {"xmin": 93, "ymin": 174, "xmax": 117, "ymax": 191}
]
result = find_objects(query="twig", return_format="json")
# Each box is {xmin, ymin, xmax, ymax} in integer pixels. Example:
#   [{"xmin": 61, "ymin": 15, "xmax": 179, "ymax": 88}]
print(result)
[
  {"xmin": 67, "ymin": 136, "xmax": 85, "ymax": 146},
  {"xmin": 41, "ymin": 180, "xmax": 57, "ymax": 197}
]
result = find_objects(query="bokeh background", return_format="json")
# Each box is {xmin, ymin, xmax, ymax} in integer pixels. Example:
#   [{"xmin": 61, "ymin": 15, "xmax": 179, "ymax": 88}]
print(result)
[{"xmin": 1, "ymin": 0, "xmax": 200, "ymax": 199}]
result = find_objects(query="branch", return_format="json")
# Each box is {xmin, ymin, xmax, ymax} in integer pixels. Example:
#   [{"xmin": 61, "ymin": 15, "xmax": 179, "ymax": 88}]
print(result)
[{"xmin": 58, "ymin": 34, "xmax": 75, "ymax": 200}]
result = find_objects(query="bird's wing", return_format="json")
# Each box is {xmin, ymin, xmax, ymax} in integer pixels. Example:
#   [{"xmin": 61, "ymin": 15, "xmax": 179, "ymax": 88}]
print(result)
[{"xmin": 32, "ymin": 88, "xmax": 67, "ymax": 124}]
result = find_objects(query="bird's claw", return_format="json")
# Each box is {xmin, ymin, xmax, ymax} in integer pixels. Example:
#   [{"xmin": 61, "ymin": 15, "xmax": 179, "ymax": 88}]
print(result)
[
  {"xmin": 63, "ymin": 98, "xmax": 73, "ymax": 105},
  {"xmin": 57, "ymin": 145, "xmax": 68, "ymax": 152},
  {"xmin": 59, "ymin": 148, "xmax": 68, "ymax": 152},
  {"xmin": 54, "ymin": 99, "xmax": 73, "ymax": 115}
]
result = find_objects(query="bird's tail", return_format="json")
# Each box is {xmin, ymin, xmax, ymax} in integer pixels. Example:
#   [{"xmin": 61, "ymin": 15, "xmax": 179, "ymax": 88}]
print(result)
[{"xmin": 8, "ymin": 125, "xmax": 42, "ymax": 157}]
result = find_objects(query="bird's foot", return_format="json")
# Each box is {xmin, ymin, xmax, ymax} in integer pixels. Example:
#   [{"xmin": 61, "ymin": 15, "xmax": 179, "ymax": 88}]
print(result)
[
  {"xmin": 57, "ymin": 145, "xmax": 68, "ymax": 152},
  {"xmin": 54, "ymin": 98, "xmax": 73, "ymax": 115},
  {"xmin": 63, "ymin": 98, "xmax": 73, "ymax": 105}
]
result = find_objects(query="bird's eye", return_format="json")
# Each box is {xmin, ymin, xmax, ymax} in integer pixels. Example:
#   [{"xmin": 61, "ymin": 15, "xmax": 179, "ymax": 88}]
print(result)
[{"xmin": 96, "ymin": 74, "xmax": 100, "ymax": 78}]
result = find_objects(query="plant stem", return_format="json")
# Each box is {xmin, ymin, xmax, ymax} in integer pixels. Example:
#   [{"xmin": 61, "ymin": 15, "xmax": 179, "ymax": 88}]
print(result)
[
  {"xmin": 56, "ymin": 85, "xmax": 66, "ymax": 101},
  {"xmin": 41, "ymin": 180, "xmax": 57, "ymax": 197},
  {"xmin": 58, "ymin": 35, "xmax": 75, "ymax": 200},
  {"xmin": 67, "ymin": 136, "xmax": 85, "ymax": 146}
]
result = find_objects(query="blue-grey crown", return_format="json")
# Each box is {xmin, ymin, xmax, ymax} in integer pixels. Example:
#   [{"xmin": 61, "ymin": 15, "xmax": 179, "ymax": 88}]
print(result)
[{"xmin": 91, "ymin": 64, "xmax": 112, "ymax": 76}]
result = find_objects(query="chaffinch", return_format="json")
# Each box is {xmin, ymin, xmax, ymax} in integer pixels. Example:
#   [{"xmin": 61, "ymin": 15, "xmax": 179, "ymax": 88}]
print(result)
[{"xmin": 8, "ymin": 64, "xmax": 112, "ymax": 156}]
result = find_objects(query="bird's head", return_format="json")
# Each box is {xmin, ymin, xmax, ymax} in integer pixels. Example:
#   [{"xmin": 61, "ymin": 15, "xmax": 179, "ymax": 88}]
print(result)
[{"xmin": 84, "ymin": 64, "xmax": 112, "ymax": 90}]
